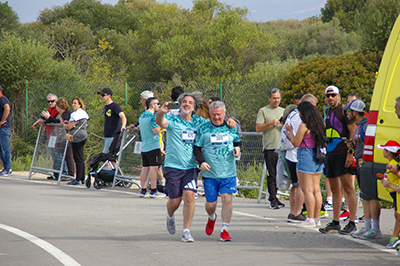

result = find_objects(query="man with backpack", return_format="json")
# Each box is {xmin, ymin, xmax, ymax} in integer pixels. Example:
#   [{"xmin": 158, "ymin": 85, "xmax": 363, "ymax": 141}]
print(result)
[
  {"xmin": 319, "ymin": 85, "xmax": 357, "ymax": 234},
  {"xmin": 344, "ymin": 99, "xmax": 382, "ymax": 239}
]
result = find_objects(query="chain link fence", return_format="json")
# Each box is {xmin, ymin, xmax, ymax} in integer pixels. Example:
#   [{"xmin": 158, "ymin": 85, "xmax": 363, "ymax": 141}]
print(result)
[{"xmin": 12, "ymin": 80, "xmax": 271, "ymax": 177}]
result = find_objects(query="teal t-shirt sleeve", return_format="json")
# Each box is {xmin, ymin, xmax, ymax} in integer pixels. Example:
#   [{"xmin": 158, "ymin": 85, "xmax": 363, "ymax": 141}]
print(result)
[
  {"xmin": 233, "ymin": 127, "xmax": 241, "ymax": 143},
  {"xmin": 150, "ymin": 116, "xmax": 158, "ymax": 129},
  {"xmin": 194, "ymin": 126, "xmax": 203, "ymax": 147}
]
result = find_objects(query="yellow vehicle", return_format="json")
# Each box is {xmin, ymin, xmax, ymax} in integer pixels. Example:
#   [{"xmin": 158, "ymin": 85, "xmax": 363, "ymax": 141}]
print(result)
[{"xmin": 360, "ymin": 14, "xmax": 400, "ymax": 205}]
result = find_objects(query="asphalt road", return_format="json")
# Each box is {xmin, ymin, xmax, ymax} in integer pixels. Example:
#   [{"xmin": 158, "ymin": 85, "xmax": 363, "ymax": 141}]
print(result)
[{"xmin": 1, "ymin": 172, "xmax": 400, "ymax": 265}]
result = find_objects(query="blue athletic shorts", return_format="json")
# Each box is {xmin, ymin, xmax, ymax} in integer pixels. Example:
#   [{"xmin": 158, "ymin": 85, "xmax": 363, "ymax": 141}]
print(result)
[
  {"xmin": 164, "ymin": 167, "xmax": 198, "ymax": 199},
  {"xmin": 203, "ymin": 176, "xmax": 237, "ymax": 203}
]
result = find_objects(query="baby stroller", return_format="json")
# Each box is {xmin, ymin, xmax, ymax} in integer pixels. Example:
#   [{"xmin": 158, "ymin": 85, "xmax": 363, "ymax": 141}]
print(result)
[{"xmin": 86, "ymin": 129, "xmax": 139, "ymax": 189}]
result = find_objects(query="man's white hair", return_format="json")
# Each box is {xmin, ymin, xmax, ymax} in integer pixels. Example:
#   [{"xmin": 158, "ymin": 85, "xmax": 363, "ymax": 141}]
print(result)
[{"xmin": 141, "ymin": 90, "xmax": 154, "ymax": 100}]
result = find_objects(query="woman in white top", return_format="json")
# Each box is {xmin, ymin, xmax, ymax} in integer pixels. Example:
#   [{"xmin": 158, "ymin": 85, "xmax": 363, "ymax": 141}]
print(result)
[{"xmin": 63, "ymin": 97, "xmax": 89, "ymax": 185}]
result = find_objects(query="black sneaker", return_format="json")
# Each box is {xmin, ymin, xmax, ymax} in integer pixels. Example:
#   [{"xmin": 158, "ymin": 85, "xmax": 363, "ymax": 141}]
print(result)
[
  {"xmin": 339, "ymin": 222, "xmax": 357, "ymax": 235},
  {"xmin": 289, "ymin": 214, "xmax": 306, "ymax": 223},
  {"xmin": 270, "ymin": 200, "xmax": 279, "ymax": 209},
  {"xmin": 319, "ymin": 221, "xmax": 340, "ymax": 234},
  {"xmin": 276, "ymin": 199, "xmax": 285, "ymax": 208},
  {"xmin": 287, "ymin": 213, "xmax": 295, "ymax": 221}
]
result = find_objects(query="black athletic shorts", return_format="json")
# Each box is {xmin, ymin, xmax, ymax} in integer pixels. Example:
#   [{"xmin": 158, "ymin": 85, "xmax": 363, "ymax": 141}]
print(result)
[
  {"xmin": 141, "ymin": 149, "xmax": 162, "ymax": 167},
  {"xmin": 325, "ymin": 153, "xmax": 353, "ymax": 178}
]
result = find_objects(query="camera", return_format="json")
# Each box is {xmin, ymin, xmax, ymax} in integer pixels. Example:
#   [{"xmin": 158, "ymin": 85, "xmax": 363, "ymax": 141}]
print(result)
[
  {"xmin": 279, "ymin": 116, "xmax": 284, "ymax": 123},
  {"xmin": 323, "ymin": 136, "xmax": 332, "ymax": 143}
]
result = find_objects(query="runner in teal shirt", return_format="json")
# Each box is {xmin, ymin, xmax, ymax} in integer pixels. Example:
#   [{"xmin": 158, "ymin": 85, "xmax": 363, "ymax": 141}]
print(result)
[
  {"xmin": 139, "ymin": 111, "xmax": 160, "ymax": 153},
  {"xmin": 156, "ymin": 92, "xmax": 237, "ymax": 243},
  {"xmin": 193, "ymin": 101, "xmax": 241, "ymax": 242}
]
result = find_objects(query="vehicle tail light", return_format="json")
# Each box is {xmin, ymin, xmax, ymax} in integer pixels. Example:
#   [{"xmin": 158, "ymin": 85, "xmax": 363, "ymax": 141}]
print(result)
[{"xmin": 363, "ymin": 111, "xmax": 378, "ymax": 162}]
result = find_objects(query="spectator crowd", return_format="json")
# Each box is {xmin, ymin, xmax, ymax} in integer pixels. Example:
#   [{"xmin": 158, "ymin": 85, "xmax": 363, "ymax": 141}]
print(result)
[{"xmin": 4, "ymin": 83, "xmax": 400, "ymax": 247}]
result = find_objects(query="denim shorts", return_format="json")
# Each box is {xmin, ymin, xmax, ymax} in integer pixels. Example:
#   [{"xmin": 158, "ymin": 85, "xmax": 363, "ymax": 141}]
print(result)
[{"xmin": 296, "ymin": 148, "xmax": 324, "ymax": 174}]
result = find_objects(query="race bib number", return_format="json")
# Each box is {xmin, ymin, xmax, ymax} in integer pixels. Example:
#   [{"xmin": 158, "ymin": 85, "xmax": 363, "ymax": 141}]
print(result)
[
  {"xmin": 210, "ymin": 133, "xmax": 228, "ymax": 146},
  {"xmin": 182, "ymin": 130, "xmax": 197, "ymax": 143}
]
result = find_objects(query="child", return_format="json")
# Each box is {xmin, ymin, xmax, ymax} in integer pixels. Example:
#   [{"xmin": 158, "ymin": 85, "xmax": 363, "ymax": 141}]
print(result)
[{"xmin": 378, "ymin": 140, "xmax": 400, "ymax": 249}]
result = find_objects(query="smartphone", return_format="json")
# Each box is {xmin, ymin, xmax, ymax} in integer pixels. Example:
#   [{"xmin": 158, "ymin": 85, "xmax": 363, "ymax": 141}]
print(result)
[
  {"xmin": 167, "ymin": 103, "xmax": 179, "ymax": 109},
  {"xmin": 341, "ymin": 137, "xmax": 350, "ymax": 142}
]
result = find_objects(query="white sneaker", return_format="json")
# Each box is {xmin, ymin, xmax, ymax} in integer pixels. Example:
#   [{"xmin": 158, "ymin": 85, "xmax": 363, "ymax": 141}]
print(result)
[
  {"xmin": 150, "ymin": 191, "xmax": 166, "ymax": 198},
  {"xmin": 316, "ymin": 218, "xmax": 321, "ymax": 227},
  {"xmin": 166, "ymin": 213, "xmax": 176, "ymax": 235},
  {"xmin": 297, "ymin": 218, "xmax": 316, "ymax": 228},
  {"xmin": 181, "ymin": 230, "xmax": 194, "ymax": 242}
]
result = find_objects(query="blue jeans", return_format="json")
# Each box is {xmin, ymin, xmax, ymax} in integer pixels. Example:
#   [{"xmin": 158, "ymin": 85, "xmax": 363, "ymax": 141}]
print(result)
[
  {"xmin": 103, "ymin": 137, "xmax": 114, "ymax": 154},
  {"xmin": 0, "ymin": 127, "xmax": 11, "ymax": 171},
  {"xmin": 49, "ymin": 147, "xmax": 67, "ymax": 178}
]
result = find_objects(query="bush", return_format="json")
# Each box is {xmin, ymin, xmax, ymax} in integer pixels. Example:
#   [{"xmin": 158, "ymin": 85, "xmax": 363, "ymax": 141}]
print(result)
[{"xmin": 280, "ymin": 51, "xmax": 382, "ymax": 113}]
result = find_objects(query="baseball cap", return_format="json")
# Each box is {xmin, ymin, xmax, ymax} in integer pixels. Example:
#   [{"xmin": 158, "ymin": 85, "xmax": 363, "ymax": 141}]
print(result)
[
  {"xmin": 324, "ymin": 85, "xmax": 340, "ymax": 95},
  {"xmin": 97, "ymin": 88, "xmax": 113, "ymax": 96},
  {"xmin": 343, "ymin": 99, "xmax": 366, "ymax": 112},
  {"xmin": 377, "ymin": 140, "xmax": 400, "ymax": 154}
]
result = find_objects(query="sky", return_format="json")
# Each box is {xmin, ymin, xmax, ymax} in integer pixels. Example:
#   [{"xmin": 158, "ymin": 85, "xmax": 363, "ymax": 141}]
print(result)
[{"xmin": 6, "ymin": 0, "xmax": 327, "ymax": 24}]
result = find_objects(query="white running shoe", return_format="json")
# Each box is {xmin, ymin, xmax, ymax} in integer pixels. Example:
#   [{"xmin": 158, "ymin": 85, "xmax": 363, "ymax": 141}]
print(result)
[
  {"xmin": 166, "ymin": 213, "xmax": 176, "ymax": 235},
  {"xmin": 181, "ymin": 230, "xmax": 194, "ymax": 242}
]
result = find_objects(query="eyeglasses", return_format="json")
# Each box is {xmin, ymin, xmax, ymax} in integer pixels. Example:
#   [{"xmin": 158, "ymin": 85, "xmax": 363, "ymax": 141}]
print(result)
[
  {"xmin": 47, "ymin": 100, "xmax": 55, "ymax": 103},
  {"xmin": 325, "ymin": 94, "xmax": 337, "ymax": 98}
]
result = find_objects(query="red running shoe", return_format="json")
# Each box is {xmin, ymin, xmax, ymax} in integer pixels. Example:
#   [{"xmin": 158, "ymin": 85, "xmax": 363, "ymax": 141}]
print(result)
[
  {"xmin": 220, "ymin": 229, "xmax": 232, "ymax": 242},
  {"xmin": 339, "ymin": 210, "xmax": 350, "ymax": 221},
  {"xmin": 205, "ymin": 213, "xmax": 217, "ymax": 235}
]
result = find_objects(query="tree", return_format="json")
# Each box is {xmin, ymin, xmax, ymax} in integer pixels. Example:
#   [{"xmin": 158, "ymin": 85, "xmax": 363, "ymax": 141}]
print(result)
[
  {"xmin": 355, "ymin": 0, "xmax": 400, "ymax": 53},
  {"xmin": 0, "ymin": 32, "xmax": 81, "ymax": 92},
  {"xmin": 280, "ymin": 52, "xmax": 382, "ymax": 113},
  {"xmin": 321, "ymin": 0, "xmax": 367, "ymax": 32},
  {"xmin": 0, "ymin": 1, "xmax": 20, "ymax": 31},
  {"xmin": 129, "ymin": 1, "xmax": 276, "ymax": 82},
  {"xmin": 38, "ymin": 0, "xmax": 140, "ymax": 34},
  {"xmin": 258, "ymin": 17, "xmax": 361, "ymax": 61}
]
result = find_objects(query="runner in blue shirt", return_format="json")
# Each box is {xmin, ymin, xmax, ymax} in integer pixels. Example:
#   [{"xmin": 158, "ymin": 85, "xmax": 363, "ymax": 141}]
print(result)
[
  {"xmin": 194, "ymin": 101, "xmax": 241, "ymax": 242},
  {"xmin": 156, "ymin": 92, "xmax": 236, "ymax": 242},
  {"xmin": 138, "ymin": 97, "xmax": 165, "ymax": 198}
]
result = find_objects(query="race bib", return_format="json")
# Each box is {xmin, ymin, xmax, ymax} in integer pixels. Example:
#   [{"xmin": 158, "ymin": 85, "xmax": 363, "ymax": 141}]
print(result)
[
  {"xmin": 210, "ymin": 133, "xmax": 228, "ymax": 146},
  {"xmin": 182, "ymin": 130, "xmax": 197, "ymax": 143}
]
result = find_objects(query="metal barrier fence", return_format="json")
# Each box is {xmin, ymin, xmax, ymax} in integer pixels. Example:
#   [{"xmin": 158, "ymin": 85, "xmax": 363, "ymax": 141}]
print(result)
[
  {"xmin": 28, "ymin": 124, "xmax": 71, "ymax": 184},
  {"xmin": 113, "ymin": 128, "xmax": 142, "ymax": 188},
  {"xmin": 112, "ymin": 129, "xmax": 270, "ymax": 203}
]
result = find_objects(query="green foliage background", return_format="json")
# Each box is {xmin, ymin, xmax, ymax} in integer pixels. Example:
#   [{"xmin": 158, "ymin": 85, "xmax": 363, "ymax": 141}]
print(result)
[{"xmin": 0, "ymin": 0, "xmax": 399, "ymax": 170}]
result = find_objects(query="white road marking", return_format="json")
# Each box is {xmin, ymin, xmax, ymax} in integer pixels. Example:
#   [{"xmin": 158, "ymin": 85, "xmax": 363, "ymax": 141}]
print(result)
[
  {"xmin": 3, "ymin": 176, "xmax": 399, "ymax": 256},
  {"xmin": 0, "ymin": 223, "xmax": 81, "ymax": 266},
  {"xmin": 232, "ymin": 210, "xmax": 277, "ymax": 221}
]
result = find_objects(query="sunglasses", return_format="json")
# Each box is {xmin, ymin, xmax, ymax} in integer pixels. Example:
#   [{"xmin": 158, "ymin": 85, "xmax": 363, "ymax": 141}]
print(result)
[
  {"xmin": 325, "ymin": 94, "xmax": 337, "ymax": 98},
  {"xmin": 47, "ymin": 100, "xmax": 55, "ymax": 103},
  {"xmin": 153, "ymin": 102, "xmax": 160, "ymax": 105},
  {"xmin": 100, "ymin": 94, "xmax": 108, "ymax": 97}
]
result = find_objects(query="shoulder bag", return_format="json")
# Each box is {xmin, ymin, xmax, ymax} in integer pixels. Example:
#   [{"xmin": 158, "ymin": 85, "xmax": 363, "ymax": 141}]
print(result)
[{"xmin": 65, "ymin": 120, "xmax": 87, "ymax": 142}]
